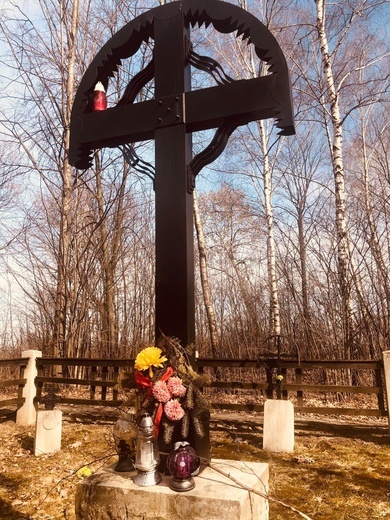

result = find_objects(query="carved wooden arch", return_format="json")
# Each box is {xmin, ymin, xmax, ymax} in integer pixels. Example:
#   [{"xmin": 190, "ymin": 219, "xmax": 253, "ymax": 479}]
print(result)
[{"xmin": 69, "ymin": 0, "xmax": 295, "ymax": 172}]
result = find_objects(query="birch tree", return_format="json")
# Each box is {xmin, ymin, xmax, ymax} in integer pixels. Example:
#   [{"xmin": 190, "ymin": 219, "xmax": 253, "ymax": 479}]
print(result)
[
  {"xmin": 53, "ymin": 0, "xmax": 80, "ymax": 358},
  {"xmin": 193, "ymin": 190, "xmax": 219, "ymax": 356},
  {"xmin": 313, "ymin": 0, "xmax": 389, "ymax": 357},
  {"xmin": 197, "ymin": 1, "xmax": 288, "ymax": 348}
]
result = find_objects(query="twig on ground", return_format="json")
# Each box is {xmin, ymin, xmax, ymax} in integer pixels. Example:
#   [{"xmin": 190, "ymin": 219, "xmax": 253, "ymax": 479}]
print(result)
[
  {"xmin": 33, "ymin": 451, "xmax": 116, "ymax": 512},
  {"xmin": 203, "ymin": 459, "xmax": 313, "ymax": 520}
]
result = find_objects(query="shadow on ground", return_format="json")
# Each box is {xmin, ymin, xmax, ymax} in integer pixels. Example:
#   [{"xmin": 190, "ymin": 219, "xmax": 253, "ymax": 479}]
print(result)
[
  {"xmin": 58, "ymin": 406, "xmax": 389, "ymax": 446},
  {"xmin": 0, "ymin": 410, "xmax": 16, "ymax": 424},
  {"xmin": 210, "ymin": 412, "xmax": 389, "ymax": 446},
  {"xmin": 294, "ymin": 418, "xmax": 389, "ymax": 445},
  {"xmin": 0, "ymin": 474, "xmax": 32, "ymax": 520}
]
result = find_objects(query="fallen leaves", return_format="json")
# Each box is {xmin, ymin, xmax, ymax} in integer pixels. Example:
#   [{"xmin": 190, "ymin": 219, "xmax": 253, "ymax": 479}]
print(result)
[{"xmin": 0, "ymin": 418, "xmax": 116, "ymax": 520}]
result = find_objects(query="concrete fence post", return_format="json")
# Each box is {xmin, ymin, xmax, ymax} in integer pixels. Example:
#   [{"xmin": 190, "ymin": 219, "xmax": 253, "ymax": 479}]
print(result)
[
  {"xmin": 16, "ymin": 349, "xmax": 42, "ymax": 426},
  {"xmin": 382, "ymin": 350, "xmax": 390, "ymax": 432}
]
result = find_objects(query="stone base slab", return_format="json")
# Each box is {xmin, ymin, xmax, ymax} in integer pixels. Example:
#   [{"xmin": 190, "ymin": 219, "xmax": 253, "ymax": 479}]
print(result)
[{"xmin": 75, "ymin": 459, "xmax": 269, "ymax": 520}]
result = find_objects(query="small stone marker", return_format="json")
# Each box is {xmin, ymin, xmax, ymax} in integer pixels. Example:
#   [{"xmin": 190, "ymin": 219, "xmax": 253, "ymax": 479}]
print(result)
[
  {"xmin": 263, "ymin": 399, "xmax": 294, "ymax": 453},
  {"xmin": 34, "ymin": 409, "xmax": 63, "ymax": 456},
  {"xmin": 34, "ymin": 384, "xmax": 62, "ymax": 456}
]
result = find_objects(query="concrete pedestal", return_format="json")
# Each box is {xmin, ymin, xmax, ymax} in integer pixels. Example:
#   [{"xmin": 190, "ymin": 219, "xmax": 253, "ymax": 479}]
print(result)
[
  {"xmin": 34, "ymin": 409, "xmax": 62, "ymax": 456},
  {"xmin": 263, "ymin": 399, "xmax": 294, "ymax": 453},
  {"xmin": 16, "ymin": 350, "xmax": 42, "ymax": 426},
  {"xmin": 75, "ymin": 459, "xmax": 269, "ymax": 520}
]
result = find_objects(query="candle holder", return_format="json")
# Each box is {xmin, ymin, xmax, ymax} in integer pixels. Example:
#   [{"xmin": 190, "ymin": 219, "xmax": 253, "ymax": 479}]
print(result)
[
  {"xmin": 166, "ymin": 441, "xmax": 200, "ymax": 492},
  {"xmin": 133, "ymin": 413, "xmax": 162, "ymax": 486},
  {"xmin": 113, "ymin": 412, "xmax": 137, "ymax": 472}
]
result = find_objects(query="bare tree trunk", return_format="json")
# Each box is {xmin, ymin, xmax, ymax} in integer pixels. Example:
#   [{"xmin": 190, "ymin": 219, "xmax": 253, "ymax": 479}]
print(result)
[
  {"xmin": 358, "ymin": 111, "xmax": 390, "ymax": 357},
  {"xmin": 53, "ymin": 0, "xmax": 80, "ymax": 359},
  {"xmin": 193, "ymin": 190, "xmax": 219, "ymax": 356},
  {"xmin": 94, "ymin": 153, "xmax": 129, "ymax": 358},
  {"xmin": 296, "ymin": 203, "xmax": 315, "ymax": 350},
  {"xmin": 315, "ymin": 0, "xmax": 354, "ymax": 357}
]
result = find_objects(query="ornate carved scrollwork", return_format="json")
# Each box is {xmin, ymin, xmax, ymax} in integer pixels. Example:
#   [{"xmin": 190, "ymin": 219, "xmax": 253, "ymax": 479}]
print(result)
[
  {"xmin": 120, "ymin": 144, "xmax": 155, "ymax": 183},
  {"xmin": 188, "ymin": 47, "xmax": 234, "ymax": 86},
  {"xmin": 117, "ymin": 58, "xmax": 155, "ymax": 107},
  {"xmin": 70, "ymin": 0, "xmax": 295, "ymax": 174},
  {"xmin": 188, "ymin": 120, "xmax": 239, "ymax": 193}
]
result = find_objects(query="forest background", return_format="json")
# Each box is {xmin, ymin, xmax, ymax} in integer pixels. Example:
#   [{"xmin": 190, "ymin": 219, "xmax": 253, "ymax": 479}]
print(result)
[{"xmin": 0, "ymin": 0, "xmax": 389, "ymax": 364}]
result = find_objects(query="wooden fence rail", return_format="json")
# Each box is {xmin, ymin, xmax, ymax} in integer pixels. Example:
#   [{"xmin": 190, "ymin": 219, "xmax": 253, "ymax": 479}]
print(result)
[
  {"xmin": 1, "ymin": 354, "xmax": 388, "ymax": 420},
  {"xmin": 0, "ymin": 358, "xmax": 27, "ymax": 409},
  {"xmin": 34, "ymin": 358, "xmax": 131, "ymax": 408},
  {"xmin": 197, "ymin": 358, "xmax": 387, "ymax": 417}
]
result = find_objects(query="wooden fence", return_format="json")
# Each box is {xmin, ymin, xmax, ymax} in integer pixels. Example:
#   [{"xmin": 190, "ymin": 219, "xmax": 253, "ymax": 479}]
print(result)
[
  {"xmin": 198, "ymin": 358, "xmax": 387, "ymax": 417},
  {"xmin": 35, "ymin": 358, "xmax": 130, "ymax": 407},
  {"xmin": 0, "ymin": 354, "xmax": 388, "ymax": 420},
  {"xmin": 0, "ymin": 358, "xmax": 27, "ymax": 410}
]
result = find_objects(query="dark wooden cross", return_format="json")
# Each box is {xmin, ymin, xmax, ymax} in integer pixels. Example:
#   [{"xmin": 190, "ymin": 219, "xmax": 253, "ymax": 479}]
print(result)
[
  {"xmin": 40, "ymin": 382, "xmax": 61, "ymax": 411},
  {"xmin": 69, "ymin": 0, "xmax": 294, "ymax": 351}
]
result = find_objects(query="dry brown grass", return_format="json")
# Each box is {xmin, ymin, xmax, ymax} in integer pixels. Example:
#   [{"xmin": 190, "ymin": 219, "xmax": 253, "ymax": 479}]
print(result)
[
  {"xmin": 0, "ymin": 407, "xmax": 388, "ymax": 519},
  {"xmin": 211, "ymin": 412, "xmax": 390, "ymax": 519}
]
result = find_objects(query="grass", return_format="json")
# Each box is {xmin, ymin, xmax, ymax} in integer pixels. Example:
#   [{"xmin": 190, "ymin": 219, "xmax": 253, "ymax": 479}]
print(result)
[
  {"xmin": 210, "ymin": 413, "xmax": 390, "ymax": 519},
  {"xmin": 0, "ymin": 408, "xmax": 389, "ymax": 519}
]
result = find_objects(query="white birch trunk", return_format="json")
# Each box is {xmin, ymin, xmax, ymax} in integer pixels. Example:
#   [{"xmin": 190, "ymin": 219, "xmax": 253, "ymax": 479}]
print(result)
[
  {"xmin": 257, "ymin": 120, "xmax": 281, "ymax": 339},
  {"xmin": 193, "ymin": 190, "xmax": 219, "ymax": 356},
  {"xmin": 316, "ymin": 0, "xmax": 354, "ymax": 355}
]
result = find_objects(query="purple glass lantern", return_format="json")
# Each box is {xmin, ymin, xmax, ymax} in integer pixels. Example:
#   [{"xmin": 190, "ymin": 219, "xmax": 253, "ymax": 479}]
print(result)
[{"xmin": 167, "ymin": 441, "xmax": 200, "ymax": 492}]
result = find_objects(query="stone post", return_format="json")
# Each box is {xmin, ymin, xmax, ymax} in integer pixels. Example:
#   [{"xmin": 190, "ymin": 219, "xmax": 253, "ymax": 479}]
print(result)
[
  {"xmin": 382, "ymin": 350, "xmax": 390, "ymax": 432},
  {"xmin": 16, "ymin": 350, "xmax": 42, "ymax": 426}
]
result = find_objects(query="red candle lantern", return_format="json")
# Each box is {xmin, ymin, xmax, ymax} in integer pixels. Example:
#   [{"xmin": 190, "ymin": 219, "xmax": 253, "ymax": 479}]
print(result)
[{"xmin": 92, "ymin": 81, "xmax": 107, "ymax": 111}]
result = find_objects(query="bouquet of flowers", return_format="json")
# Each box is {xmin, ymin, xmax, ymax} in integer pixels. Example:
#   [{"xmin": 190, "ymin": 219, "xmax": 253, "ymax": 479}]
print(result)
[{"xmin": 121, "ymin": 336, "xmax": 209, "ymax": 445}]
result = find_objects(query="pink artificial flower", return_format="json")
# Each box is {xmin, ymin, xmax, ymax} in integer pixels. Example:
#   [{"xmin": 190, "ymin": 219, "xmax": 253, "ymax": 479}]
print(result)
[
  {"xmin": 167, "ymin": 376, "xmax": 187, "ymax": 397},
  {"xmin": 164, "ymin": 399, "xmax": 185, "ymax": 421},
  {"xmin": 152, "ymin": 380, "xmax": 172, "ymax": 403}
]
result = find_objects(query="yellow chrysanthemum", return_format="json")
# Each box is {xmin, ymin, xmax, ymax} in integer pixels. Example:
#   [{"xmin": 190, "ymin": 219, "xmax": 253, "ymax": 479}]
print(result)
[{"xmin": 134, "ymin": 347, "xmax": 167, "ymax": 377}]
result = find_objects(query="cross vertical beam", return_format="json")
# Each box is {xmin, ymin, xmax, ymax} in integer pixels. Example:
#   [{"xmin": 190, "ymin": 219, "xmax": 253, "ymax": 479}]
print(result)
[{"xmin": 154, "ymin": 11, "xmax": 195, "ymax": 348}]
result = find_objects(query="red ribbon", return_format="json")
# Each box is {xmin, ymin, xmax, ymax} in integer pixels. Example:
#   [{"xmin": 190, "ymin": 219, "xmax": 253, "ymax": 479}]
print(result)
[
  {"xmin": 134, "ymin": 367, "xmax": 175, "ymax": 436},
  {"xmin": 154, "ymin": 403, "xmax": 164, "ymax": 436},
  {"xmin": 134, "ymin": 371, "xmax": 153, "ymax": 389},
  {"xmin": 160, "ymin": 366, "xmax": 174, "ymax": 382}
]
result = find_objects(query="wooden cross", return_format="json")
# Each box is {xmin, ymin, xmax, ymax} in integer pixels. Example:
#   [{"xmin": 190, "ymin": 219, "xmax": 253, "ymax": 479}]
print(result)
[
  {"xmin": 40, "ymin": 382, "xmax": 61, "ymax": 411},
  {"xmin": 69, "ymin": 0, "xmax": 294, "ymax": 351}
]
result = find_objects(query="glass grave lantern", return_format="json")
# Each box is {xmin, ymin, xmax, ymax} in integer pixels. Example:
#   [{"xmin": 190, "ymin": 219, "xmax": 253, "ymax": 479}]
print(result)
[
  {"xmin": 113, "ymin": 411, "xmax": 138, "ymax": 472},
  {"xmin": 133, "ymin": 413, "xmax": 162, "ymax": 486},
  {"xmin": 166, "ymin": 441, "xmax": 200, "ymax": 492}
]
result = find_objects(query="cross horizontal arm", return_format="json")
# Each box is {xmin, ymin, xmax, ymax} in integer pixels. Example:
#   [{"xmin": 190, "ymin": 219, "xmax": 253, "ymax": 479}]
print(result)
[
  {"xmin": 72, "ymin": 75, "xmax": 283, "ymax": 161},
  {"xmin": 185, "ymin": 75, "xmax": 279, "ymax": 133},
  {"xmin": 74, "ymin": 99, "xmax": 158, "ymax": 151}
]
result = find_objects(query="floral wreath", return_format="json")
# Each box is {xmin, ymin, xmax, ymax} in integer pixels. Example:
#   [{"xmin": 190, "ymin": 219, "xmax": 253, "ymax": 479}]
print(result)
[{"xmin": 122, "ymin": 336, "xmax": 209, "ymax": 444}]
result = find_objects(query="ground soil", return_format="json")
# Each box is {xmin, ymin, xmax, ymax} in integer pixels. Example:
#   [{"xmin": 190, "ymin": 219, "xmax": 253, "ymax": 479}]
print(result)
[{"xmin": 0, "ymin": 406, "xmax": 389, "ymax": 520}]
